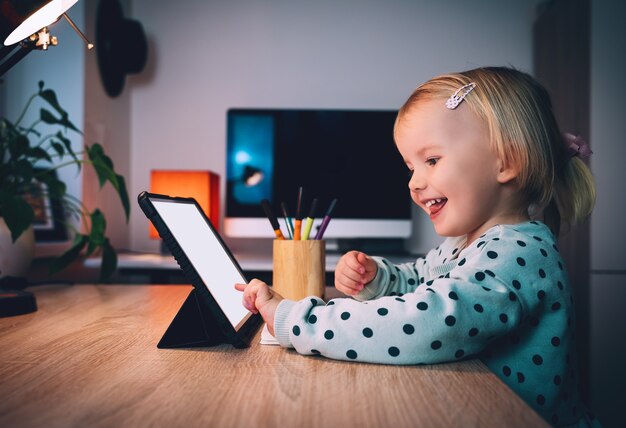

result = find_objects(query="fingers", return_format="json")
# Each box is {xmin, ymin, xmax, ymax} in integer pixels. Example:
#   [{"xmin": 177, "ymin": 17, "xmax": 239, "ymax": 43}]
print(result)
[
  {"xmin": 335, "ymin": 251, "xmax": 373, "ymax": 295},
  {"xmin": 234, "ymin": 279, "xmax": 268, "ymax": 314},
  {"xmin": 334, "ymin": 270, "xmax": 364, "ymax": 295},
  {"xmin": 344, "ymin": 251, "xmax": 367, "ymax": 274},
  {"xmin": 357, "ymin": 252, "xmax": 378, "ymax": 282},
  {"xmin": 357, "ymin": 252, "xmax": 373, "ymax": 271},
  {"xmin": 244, "ymin": 289, "xmax": 258, "ymax": 314}
]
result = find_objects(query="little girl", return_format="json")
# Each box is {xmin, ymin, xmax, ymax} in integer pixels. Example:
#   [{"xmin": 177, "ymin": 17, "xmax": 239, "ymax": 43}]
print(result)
[{"xmin": 235, "ymin": 67, "xmax": 598, "ymax": 427}]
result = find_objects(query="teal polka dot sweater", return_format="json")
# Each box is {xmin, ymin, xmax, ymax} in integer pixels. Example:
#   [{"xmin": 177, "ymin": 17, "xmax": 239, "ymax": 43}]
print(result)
[{"xmin": 273, "ymin": 221, "xmax": 599, "ymax": 427}]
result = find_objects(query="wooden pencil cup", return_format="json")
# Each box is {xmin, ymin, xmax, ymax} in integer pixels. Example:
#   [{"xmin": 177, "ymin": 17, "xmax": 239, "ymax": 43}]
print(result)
[{"xmin": 272, "ymin": 240, "xmax": 325, "ymax": 300}]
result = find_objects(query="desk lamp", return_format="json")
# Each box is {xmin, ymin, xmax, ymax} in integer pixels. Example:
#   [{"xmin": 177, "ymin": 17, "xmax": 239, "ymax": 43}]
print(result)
[
  {"xmin": 0, "ymin": 0, "xmax": 90, "ymax": 318},
  {"xmin": 150, "ymin": 170, "xmax": 220, "ymax": 253},
  {"xmin": 0, "ymin": 0, "xmax": 92, "ymax": 76}
]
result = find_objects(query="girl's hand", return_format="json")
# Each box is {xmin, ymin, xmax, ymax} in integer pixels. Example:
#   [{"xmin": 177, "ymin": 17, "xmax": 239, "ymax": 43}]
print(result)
[
  {"xmin": 235, "ymin": 279, "xmax": 283, "ymax": 336},
  {"xmin": 334, "ymin": 251, "xmax": 377, "ymax": 296}
]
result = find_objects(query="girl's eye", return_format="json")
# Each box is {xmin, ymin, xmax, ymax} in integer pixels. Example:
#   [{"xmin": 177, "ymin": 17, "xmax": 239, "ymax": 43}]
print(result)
[
  {"xmin": 407, "ymin": 168, "xmax": 414, "ymax": 177},
  {"xmin": 426, "ymin": 157, "xmax": 439, "ymax": 166}
]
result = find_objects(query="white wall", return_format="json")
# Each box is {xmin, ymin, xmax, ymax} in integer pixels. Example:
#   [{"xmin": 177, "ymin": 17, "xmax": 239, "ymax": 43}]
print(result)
[
  {"xmin": 590, "ymin": 1, "xmax": 626, "ymax": 425},
  {"xmin": 128, "ymin": 0, "xmax": 539, "ymax": 253},
  {"xmin": 81, "ymin": 0, "xmax": 132, "ymax": 251}
]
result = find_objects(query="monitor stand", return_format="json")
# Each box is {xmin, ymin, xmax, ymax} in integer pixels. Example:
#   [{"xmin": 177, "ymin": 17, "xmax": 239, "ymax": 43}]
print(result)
[
  {"xmin": 325, "ymin": 238, "xmax": 340, "ymax": 254},
  {"xmin": 327, "ymin": 238, "xmax": 408, "ymax": 256}
]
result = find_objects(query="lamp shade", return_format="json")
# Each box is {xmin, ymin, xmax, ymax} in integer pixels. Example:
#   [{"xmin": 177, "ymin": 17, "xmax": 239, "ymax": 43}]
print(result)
[
  {"xmin": 2, "ymin": 0, "xmax": 78, "ymax": 46},
  {"xmin": 149, "ymin": 170, "xmax": 220, "ymax": 239},
  {"xmin": 96, "ymin": 0, "xmax": 147, "ymax": 98}
]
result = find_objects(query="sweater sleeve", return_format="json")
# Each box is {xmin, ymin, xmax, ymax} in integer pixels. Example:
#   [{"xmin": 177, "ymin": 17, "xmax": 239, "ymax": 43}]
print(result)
[
  {"xmin": 352, "ymin": 243, "xmax": 448, "ymax": 301},
  {"xmin": 273, "ymin": 237, "xmax": 525, "ymax": 365},
  {"xmin": 351, "ymin": 256, "xmax": 427, "ymax": 301}
]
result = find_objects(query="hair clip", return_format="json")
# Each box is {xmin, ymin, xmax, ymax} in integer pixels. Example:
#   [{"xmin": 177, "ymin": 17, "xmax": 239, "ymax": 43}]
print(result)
[
  {"xmin": 445, "ymin": 82, "xmax": 476, "ymax": 109},
  {"xmin": 563, "ymin": 133, "xmax": 592, "ymax": 159}
]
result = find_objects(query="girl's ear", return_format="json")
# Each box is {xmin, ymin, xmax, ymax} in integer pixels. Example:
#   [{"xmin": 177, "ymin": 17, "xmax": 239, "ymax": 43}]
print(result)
[{"xmin": 496, "ymin": 158, "xmax": 519, "ymax": 184}]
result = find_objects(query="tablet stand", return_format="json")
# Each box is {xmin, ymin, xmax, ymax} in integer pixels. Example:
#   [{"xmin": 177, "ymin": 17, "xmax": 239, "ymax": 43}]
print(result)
[{"xmin": 158, "ymin": 289, "xmax": 228, "ymax": 348}]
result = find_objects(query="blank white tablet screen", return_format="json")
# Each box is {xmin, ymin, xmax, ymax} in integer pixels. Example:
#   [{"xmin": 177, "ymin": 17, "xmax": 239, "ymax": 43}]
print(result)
[{"xmin": 152, "ymin": 199, "xmax": 250, "ymax": 329}]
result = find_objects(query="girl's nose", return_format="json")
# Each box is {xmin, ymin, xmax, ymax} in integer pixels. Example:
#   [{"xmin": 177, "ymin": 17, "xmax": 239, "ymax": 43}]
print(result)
[{"xmin": 408, "ymin": 169, "xmax": 426, "ymax": 192}]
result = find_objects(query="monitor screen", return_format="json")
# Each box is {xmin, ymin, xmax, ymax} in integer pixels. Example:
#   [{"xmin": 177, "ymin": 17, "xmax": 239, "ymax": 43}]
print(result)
[{"xmin": 224, "ymin": 109, "xmax": 412, "ymax": 239}]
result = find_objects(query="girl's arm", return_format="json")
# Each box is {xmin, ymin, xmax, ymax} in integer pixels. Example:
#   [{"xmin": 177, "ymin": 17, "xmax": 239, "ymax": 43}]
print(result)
[
  {"xmin": 352, "ymin": 241, "xmax": 448, "ymax": 301},
  {"xmin": 273, "ymin": 231, "xmax": 551, "ymax": 365},
  {"xmin": 273, "ymin": 271, "xmax": 523, "ymax": 365},
  {"xmin": 351, "ymin": 256, "xmax": 427, "ymax": 301}
]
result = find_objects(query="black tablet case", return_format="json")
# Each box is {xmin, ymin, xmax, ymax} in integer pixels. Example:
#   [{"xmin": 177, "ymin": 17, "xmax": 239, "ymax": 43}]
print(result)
[{"xmin": 137, "ymin": 191, "xmax": 262, "ymax": 349}]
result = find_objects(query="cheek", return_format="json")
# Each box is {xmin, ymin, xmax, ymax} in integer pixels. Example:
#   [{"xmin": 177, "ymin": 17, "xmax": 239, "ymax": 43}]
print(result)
[{"xmin": 410, "ymin": 191, "xmax": 421, "ymax": 206}]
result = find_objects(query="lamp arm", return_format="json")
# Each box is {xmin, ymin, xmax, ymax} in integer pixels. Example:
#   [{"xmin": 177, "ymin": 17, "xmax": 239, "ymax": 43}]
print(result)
[
  {"xmin": 62, "ymin": 13, "xmax": 93, "ymax": 50},
  {"xmin": 0, "ymin": 45, "xmax": 33, "ymax": 77}
]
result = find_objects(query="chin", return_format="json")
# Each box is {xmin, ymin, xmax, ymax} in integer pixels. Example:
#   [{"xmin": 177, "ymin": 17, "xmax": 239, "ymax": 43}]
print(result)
[
  {"xmin": 433, "ymin": 222, "xmax": 466, "ymax": 238},
  {"xmin": 433, "ymin": 224, "xmax": 453, "ymax": 237}
]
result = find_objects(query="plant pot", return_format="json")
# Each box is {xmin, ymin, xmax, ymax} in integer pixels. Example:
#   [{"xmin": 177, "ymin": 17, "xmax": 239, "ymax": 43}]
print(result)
[{"xmin": 0, "ymin": 218, "xmax": 35, "ymax": 279}]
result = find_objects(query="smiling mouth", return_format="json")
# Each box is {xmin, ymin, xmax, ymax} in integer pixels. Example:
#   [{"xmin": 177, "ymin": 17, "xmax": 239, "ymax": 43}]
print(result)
[{"xmin": 425, "ymin": 198, "xmax": 447, "ymax": 216}]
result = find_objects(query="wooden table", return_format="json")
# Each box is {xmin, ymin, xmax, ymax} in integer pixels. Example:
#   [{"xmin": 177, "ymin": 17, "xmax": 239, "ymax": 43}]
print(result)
[{"xmin": 0, "ymin": 285, "xmax": 547, "ymax": 428}]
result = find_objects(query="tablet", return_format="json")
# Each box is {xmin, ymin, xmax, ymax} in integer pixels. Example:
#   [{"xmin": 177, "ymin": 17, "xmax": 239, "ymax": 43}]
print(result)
[{"xmin": 138, "ymin": 191, "xmax": 261, "ymax": 348}]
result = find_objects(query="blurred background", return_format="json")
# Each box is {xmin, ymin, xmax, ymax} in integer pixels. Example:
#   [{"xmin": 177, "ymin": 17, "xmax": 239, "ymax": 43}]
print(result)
[{"xmin": 1, "ymin": 1, "xmax": 624, "ymax": 426}]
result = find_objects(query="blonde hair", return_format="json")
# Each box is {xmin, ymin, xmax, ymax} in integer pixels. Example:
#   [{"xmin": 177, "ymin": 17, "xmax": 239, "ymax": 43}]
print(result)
[{"xmin": 396, "ymin": 66, "xmax": 595, "ymax": 236}]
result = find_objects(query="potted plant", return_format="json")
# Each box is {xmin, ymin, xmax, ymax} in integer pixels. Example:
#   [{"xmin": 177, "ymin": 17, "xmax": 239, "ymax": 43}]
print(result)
[{"xmin": 0, "ymin": 81, "xmax": 129, "ymax": 281}]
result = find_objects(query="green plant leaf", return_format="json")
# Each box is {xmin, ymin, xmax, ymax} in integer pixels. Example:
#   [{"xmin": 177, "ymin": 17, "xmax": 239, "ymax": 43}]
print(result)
[
  {"xmin": 99, "ymin": 238, "xmax": 118, "ymax": 282},
  {"xmin": 39, "ymin": 88, "xmax": 67, "ymax": 117},
  {"xmin": 1, "ymin": 117, "xmax": 16, "ymax": 136},
  {"xmin": 15, "ymin": 160, "xmax": 35, "ymax": 182},
  {"xmin": 85, "ymin": 240, "xmax": 97, "ymax": 257},
  {"xmin": 51, "ymin": 141, "xmax": 65, "ymax": 158},
  {"xmin": 40, "ymin": 108, "xmax": 60, "ymax": 125},
  {"xmin": 39, "ymin": 108, "xmax": 79, "ymax": 133},
  {"xmin": 55, "ymin": 131, "xmax": 80, "ymax": 168},
  {"xmin": 86, "ymin": 143, "xmax": 113, "ymax": 187},
  {"xmin": 8, "ymin": 134, "xmax": 30, "ymax": 159},
  {"xmin": 86, "ymin": 144, "xmax": 130, "ymax": 219},
  {"xmin": 85, "ymin": 209, "xmax": 105, "ymax": 257},
  {"xmin": 48, "ymin": 234, "xmax": 88, "ymax": 274},
  {"xmin": 27, "ymin": 146, "xmax": 53, "ymax": 162},
  {"xmin": 36, "ymin": 169, "xmax": 66, "ymax": 198},
  {"xmin": 114, "ymin": 174, "xmax": 130, "ymax": 220},
  {"xmin": 0, "ymin": 191, "xmax": 35, "ymax": 242},
  {"xmin": 88, "ymin": 209, "xmax": 106, "ymax": 246}
]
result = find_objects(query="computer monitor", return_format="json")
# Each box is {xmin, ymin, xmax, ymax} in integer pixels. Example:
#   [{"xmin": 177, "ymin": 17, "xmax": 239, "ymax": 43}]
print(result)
[{"xmin": 224, "ymin": 108, "xmax": 412, "ymax": 244}]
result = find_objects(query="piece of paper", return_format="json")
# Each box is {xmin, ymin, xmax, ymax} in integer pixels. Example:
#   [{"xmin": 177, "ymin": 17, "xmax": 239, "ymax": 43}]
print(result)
[{"xmin": 260, "ymin": 323, "xmax": 280, "ymax": 345}]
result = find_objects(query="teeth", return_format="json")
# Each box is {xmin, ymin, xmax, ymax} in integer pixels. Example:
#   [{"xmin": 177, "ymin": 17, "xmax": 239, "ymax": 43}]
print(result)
[{"xmin": 425, "ymin": 198, "xmax": 443, "ymax": 208}]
